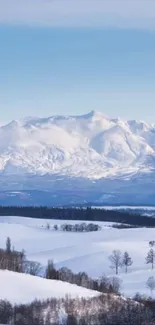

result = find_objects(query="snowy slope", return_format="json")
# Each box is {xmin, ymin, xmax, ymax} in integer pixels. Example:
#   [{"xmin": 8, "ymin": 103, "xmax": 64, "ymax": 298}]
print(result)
[
  {"xmin": 1, "ymin": 216, "xmax": 155, "ymax": 298},
  {"xmin": 0, "ymin": 111, "xmax": 155, "ymax": 179},
  {"xmin": 0, "ymin": 270, "xmax": 100, "ymax": 304}
]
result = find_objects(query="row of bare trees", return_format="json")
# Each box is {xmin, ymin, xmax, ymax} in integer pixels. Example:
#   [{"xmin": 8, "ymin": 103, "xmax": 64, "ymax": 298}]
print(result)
[
  {"xmin": 109, "ymin": 242, "xmax": 155, "ymax": 275},
  {"xmin": 45, "ymin": 259, "xmax": 122, "ymax": 294},
  {"xmin": 46, "ymin": 222, "xmax": 101, "ymax": 232},
  {"xmin": 109, "ymin": 250, "xmax": 133, "ymax": 275}
]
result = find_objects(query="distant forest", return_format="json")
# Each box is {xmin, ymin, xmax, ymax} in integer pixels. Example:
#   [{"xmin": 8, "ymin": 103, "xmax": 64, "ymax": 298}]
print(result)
[{"xmin": 0, "ymin": 206, "xmax": 155, "ymax": 227}]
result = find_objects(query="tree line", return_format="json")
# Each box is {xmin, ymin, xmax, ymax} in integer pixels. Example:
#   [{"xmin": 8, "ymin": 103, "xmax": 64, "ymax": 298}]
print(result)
[
  {"xmin": 0, "ymin": 294, "xmax": 154, "ymax": 325},
  {"xmin": 0, "ymin": 237, "xmax": 121, "ymax": 295},
  {"xmin": 46, "ymin": 222, "xmax": 101, "ymax": 232},
  {"xmin": 0, "ymin": 205, "xmax": 155, "ymax": 227}
]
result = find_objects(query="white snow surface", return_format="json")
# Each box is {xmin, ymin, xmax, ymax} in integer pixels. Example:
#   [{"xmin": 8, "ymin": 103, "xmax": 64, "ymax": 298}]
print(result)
[
  {"xmin": 92, "ymin": 205, "xmax": 155, "ymax": 211},
  {"xmin": 0, "ymin": 270, "xmax": 99, "ymax": 304},
  {"xmin": 1, "ymin": 216, "xmax": 155, "ymax": 299},
  {"xmin": 0, "ymin": 111, "xmax": 155, "ymax": 178}
]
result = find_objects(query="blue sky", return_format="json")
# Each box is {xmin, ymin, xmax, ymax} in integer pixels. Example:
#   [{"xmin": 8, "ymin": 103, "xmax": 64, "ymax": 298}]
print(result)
[{"xmin": 0, "ymin": 0, "xmax": 155, "ymax": 122}]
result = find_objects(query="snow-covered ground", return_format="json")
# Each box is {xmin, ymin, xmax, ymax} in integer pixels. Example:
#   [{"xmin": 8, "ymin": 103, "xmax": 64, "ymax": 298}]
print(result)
[
  {"xmin": 0, "ymin": 270, "xmax": 99, "ymax": 304},
  {"xmin": 0, "ymin": 216, "xmax": 155, "ymax": 298},
  {"xmin": 92, "ymin": 205, "xmax": 155, "ymax": 210}
]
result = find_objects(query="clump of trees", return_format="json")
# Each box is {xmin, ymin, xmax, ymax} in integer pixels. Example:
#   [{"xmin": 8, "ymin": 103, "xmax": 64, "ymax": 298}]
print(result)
[
  {"xmin": 45, "ymin": 222, "xmax": 101, "ymax": 232},
  {"xmin": 109, "ymin": 250, "xmax": 133, "ymax": 275},
  {"xmin": 0, "ymin": 237, "xmax": 42, "ymax": 276},
  {"xmin": 60, "ymin": 222, "xmax": 101, "ymax": 232},
  {"xmin": 45, "ymin": 259, "xmax": 121, "ymax": 295},
  {"xmin": 146, "ymin": 276, "xmax": 155, "ymax": 297},
  {"xmin": 0, "ymin": 237, "xmax": 25, "ymax": 273}
]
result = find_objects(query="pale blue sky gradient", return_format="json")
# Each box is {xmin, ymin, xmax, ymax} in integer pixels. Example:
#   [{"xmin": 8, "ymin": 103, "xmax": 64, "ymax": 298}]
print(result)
[{"xmin": 0, "ymin": 0, "xmax": 155, "ymax": 122}]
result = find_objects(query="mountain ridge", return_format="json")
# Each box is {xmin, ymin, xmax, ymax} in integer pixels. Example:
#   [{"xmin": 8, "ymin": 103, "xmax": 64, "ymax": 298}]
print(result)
[{"xmin": 0, "ymin": 110, "xmax": 155, "ymax": 179}]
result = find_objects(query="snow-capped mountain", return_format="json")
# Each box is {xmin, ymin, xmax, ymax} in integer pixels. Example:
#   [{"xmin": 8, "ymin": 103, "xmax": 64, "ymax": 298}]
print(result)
[{"xmin": 0, "ymin": 110, "xmax": 155, "ymax": 179}]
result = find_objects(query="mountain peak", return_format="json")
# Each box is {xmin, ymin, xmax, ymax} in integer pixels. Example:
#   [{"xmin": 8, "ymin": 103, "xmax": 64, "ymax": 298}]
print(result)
[
  {"xmin": 0, "ymin": 111, "xmax": 154, "ymax": 179},
  {"xmin": 80, "ymin": 110, "xmax": 108, "ymax": 120}
]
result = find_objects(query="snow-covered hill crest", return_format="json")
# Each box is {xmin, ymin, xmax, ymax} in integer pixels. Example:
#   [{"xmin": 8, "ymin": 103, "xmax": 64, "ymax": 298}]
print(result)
[{"xmin": 0, "ymin": 111, "xmax": 155, "ymax": 178}]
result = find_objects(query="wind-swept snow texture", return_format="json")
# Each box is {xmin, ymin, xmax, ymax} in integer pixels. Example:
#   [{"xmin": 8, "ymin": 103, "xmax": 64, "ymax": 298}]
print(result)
[
  {"xmin": 0, "ymin": 110, "xmax": 155, "ymax": 179},
  {"xmin": 1, "ymin": 216, "xmax": 155, "ymax": 298}
]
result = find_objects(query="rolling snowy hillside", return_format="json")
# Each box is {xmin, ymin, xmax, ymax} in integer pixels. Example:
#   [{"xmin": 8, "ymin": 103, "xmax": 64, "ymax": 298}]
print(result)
[
  {"xmin": 0, "ymin": 270, "xmax": 99, "ymax": 304},
  {"xmin": 0, "ymin": 110, "xmax": 155, "ymax": 178},
  {"xmin": 0, "ymin": 216, "xmax": 155, "ymax": 298}
]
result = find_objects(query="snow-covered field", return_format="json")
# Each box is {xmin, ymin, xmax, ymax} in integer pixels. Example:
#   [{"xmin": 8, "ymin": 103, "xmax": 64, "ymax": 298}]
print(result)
[
  {"xmin": 0, "ymin": 216, "xmax": 155, "ymax": 299},
  {"xmin": 92, "ymin": 205, "xmax": 155, "ymax": 210},
  {"xmin": 0, "ymin": 270, "xmax": 99, "ymax": 304}
]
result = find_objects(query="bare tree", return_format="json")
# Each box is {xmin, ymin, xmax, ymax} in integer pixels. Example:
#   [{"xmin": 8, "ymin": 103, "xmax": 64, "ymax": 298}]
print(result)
[
  {"xmin": 58, "ymin": 267, "xmax": 73, "ymax": 283},
  {"xmin": 146, "ymin": 276, "xmax": 155, "ymax": 296},
  {"xmin": 99, "ymin": 275, "xmax": 111, "ymax": 293},
  {"xmin": 110, "ymin": 277, "xmax": 122, "ymax": 294},
  {"xmin": 146, "ymin": 248, "xmax": 155, "ymax": 269},
  {"xmin": 109, "ymin": 250, "xmax": 122, "ymax": 275},
  {"xmin": 122, "ymin": 251, "xmax": 133, "ymax": 273},
  {"xmin": 24, "ymin": 260, "xmax": 42, "ymax": 276},
  {"xmin": 46, "ymin": 223, "xmax": 50, "ymax": 230},
  {"xmin": 149, "ymin": 241, "xmax": 155, "ymax": 248},
  {"xmin": 6, "ymin": 237, "xmax": 11, "ymax": 254},
  {"xmin": 46, "ymin": 259, "xmax": 58, "ymax": 279}
]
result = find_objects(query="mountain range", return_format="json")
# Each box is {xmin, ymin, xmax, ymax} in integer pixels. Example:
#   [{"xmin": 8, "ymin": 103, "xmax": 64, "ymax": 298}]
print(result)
[{"xmin": 0, "ymin": 110, "xmax": 155, "ymax": 205}]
